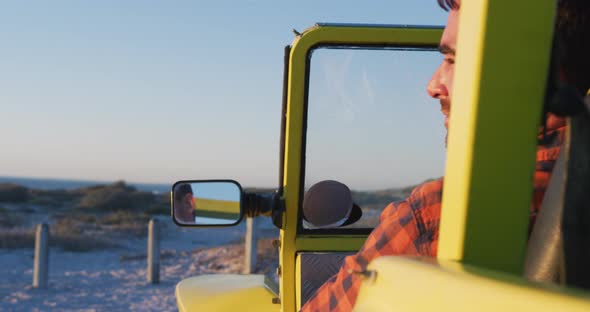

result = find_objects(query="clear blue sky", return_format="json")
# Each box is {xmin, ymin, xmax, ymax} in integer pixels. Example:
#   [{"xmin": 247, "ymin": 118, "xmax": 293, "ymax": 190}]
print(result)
[{"xmin": 0, "ymin": 1, "xmax": 448, "ymax": 189}]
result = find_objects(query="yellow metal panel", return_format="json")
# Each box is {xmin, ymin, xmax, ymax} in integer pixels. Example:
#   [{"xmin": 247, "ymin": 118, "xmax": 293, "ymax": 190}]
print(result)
[
  {"xmin": 296, "ymin": 236, "xmax": 367, "ymax": 251},
  {"xmin": 438, "ymin": 0, "xmax": 556, "ymax": 273},
  {"xmin": 354, "ymin": 256, "xmax": 590, "ymax": 311},
  {"xmin": 282, "ymin": 24, "xmax": 442, "ymax": 312},
  {"xmin": 295, "ymin": 254, "xmax": 303, "ymax": 312},
  {"xmin": 193, "ymin": 197, "xmax": 240, "ymax": 219},
  {"xmin": 175, "ymin": 274, "xmax": 277, "ymax": 312}
]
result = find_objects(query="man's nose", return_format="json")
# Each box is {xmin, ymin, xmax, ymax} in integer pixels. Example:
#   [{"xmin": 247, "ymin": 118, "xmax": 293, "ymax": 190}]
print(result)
[{"xmin": 427, "ymin": 66, "xmax": 448, "ymax": 99}]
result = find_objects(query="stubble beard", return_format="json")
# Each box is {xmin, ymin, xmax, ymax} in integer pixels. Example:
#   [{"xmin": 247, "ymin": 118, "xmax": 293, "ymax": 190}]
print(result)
[{"xmin": 441, "ymin": 99, "xmax": 451, "ymax": 148}]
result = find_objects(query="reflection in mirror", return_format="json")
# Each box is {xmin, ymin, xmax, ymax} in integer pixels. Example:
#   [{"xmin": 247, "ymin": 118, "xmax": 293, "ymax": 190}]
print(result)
[
  {"xmin": 173, "ymin": 181, "xmax": 241, "ymax": 226},
  {"xmin": 304, "ymin": 47, "xmax": 446, "ymax": 229}
]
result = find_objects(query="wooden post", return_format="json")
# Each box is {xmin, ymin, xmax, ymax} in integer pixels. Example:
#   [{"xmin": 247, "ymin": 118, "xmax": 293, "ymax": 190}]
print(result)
[
  {"xmin": 147, "ymin": 219, "xmax": 160, "ymax": 284},
  {"xmin": 33, "ymin": 223, "xmax": 49, "ymax": 289},
  {"xmin": 243, "ymin": 217, "xmax": 258, "ymax": 274}
]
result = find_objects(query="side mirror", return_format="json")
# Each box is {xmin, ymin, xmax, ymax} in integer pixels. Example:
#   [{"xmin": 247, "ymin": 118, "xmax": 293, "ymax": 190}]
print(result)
[{"xmin": 172, "ymin": 180, "xmax": 243, "ymax": 226}]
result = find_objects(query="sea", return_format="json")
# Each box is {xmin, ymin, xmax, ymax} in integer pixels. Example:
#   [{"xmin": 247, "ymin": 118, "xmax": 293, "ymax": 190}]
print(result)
[{"xmin": 0, "ymin": 176, "xmax": 171, "ymax": 194}]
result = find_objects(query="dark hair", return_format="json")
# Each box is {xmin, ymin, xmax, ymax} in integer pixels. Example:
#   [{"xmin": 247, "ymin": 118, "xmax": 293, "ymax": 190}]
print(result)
[
  {"xmin": 437, "ymin": 0, "xmax": 458, "ymax": 11},
  {"xmin": 174, "ymin": 183, "xmax": 193, "ymax": 201},
  {"xmin": 437, "ymin": 0, "xmax": 589, "ymax": 93}
]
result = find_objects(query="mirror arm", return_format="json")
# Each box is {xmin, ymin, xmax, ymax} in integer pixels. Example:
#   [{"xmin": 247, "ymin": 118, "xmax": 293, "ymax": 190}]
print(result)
[{"xmin": 243, "ymin": 191, "xmax": 285, "ymax": 229}]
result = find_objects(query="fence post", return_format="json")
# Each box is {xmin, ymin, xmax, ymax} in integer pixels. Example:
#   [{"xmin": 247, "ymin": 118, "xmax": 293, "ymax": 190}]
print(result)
[
  {"xmin": 243, "ymin": 217, "xmax": 258, "ymax": 274},
  {"xmin": 147, "ymin": 218, "xmax": 160, "ymax": 284},
  {"xmin": 33, "ymin": 223, "xmax": 49, "ymax": 289}
]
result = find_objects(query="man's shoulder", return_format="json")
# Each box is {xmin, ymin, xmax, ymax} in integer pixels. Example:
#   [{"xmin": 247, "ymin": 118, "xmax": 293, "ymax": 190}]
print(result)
[
  {"xmin": 380, "ymin": 178, "xmax": 443, "ymax": 221},
  {"xmin": 409, "ymin": 178, "xmax": 444, "ymax": 201},
  {"xmin": 402, "ymin": 177, "xmax": 444, "ymax": 219}
]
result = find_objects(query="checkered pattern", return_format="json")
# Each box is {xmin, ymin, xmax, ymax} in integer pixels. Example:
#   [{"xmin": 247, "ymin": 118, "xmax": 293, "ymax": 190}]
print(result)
[{"xmin": 301, "ymin": 119, "xmax": 566, "ymax": 312}]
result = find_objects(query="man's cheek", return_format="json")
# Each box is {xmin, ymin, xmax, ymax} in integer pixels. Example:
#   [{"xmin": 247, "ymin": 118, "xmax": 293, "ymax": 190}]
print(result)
[{"xmin": 448, "ymin": 69, "xmax": 455, "ymax": 100}]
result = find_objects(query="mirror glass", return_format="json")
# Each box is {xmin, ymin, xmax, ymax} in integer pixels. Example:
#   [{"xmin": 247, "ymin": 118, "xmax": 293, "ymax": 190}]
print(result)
[
  {"xmin": 173, "ymin": 181, "xmax": 241, "ymax": 226},
  {"xmin": 304, "ymin": 47, "xmax": 446, "ymax": 229}
]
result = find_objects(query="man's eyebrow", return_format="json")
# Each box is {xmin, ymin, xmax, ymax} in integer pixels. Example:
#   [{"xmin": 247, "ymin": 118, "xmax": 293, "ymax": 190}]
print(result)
[{"xmin": 439, "ymin": 44, "xmax": 456, "ymax": 56}]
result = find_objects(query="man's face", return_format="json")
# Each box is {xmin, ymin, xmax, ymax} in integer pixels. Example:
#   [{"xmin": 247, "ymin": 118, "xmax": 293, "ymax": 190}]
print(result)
[
  {"xmin": 427, "ymin": 4, "xmax": 459, "ymax": 130},
  {"xmin": 175, "ymin": 192, "xmax": 195, "ymax": 223},
  {"xmin": 182, "ymin": 193, "xmax": 195, "ymax": 213}
]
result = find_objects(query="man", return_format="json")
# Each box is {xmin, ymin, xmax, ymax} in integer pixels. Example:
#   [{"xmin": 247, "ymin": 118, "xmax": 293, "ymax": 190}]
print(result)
[
  {"xmin": 302, "ymin": 0, "xmax": 589, "ymax": 311},
  {"xmin": 174, "ymin": 183, "xmax": 196, "ymax": 224}
]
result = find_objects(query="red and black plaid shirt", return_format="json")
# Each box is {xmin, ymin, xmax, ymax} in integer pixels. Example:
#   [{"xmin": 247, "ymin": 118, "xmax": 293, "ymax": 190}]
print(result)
[{"xmin": 302, "ymin": 117, "xmax": 567, "ymax": 312}]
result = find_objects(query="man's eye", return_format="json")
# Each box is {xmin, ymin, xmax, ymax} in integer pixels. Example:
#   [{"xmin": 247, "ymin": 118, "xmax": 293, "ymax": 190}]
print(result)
[{"xmin": 445, "ymin": 58, "xmax": 455, "ymax": 65}]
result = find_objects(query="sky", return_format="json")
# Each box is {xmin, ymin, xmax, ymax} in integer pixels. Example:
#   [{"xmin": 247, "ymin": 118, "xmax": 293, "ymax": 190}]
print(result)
[
  {"xmin": 306, "ymin": 49, "xmax": 446, "ymax": 190},
  {"xmin": 0, "ymin": 1, "xmax": 448, "ymax": 189}
]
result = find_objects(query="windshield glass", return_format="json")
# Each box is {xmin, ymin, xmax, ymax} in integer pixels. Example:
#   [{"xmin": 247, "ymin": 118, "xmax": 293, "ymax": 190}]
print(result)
[{"xmin": 304, "ymin": 47, "xmax": 446, "ymax": 229}]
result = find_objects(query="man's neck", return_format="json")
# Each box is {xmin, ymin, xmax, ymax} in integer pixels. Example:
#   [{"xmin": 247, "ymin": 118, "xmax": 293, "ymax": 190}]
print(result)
[{"xmin": 177, "ymin": 211, "xmax": 194, "ymax": 223}]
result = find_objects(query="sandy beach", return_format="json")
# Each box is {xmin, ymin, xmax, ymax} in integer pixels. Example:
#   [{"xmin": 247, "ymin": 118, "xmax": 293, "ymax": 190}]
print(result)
[{"xmin": 0, "ymin": 216, "xmax": 279, "ymax": 312}]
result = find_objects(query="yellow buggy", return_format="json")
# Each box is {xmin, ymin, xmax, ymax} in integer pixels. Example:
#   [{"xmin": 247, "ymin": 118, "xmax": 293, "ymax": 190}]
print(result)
[{"xmin": 172, "ymin": 1, "xmax": 590, "ymax": 311}]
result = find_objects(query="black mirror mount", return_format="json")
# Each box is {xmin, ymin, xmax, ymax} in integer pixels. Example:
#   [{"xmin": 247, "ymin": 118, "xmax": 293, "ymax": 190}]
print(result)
[{"xmin": 242, "ymin": 190, "xmax": 285, "ymax": 230}]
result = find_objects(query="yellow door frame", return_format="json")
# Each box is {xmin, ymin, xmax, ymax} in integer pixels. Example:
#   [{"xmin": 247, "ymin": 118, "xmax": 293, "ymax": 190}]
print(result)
[
  {"xmin": 281, "ymin": 24, "xmax": 442, "ymax": 311},
  {"xmin": 438, "ymin": 0, "xmax": 557, "ymax": 274}
]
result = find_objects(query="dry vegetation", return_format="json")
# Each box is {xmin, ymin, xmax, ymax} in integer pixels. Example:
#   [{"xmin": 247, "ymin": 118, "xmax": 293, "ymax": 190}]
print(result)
[
  {"xmin": 0, "ymin": 179, "xmax": 428, "ymax": 251},
  {"xmin": 0, "ymin": 181, "xmax": 169, "ymax": 251},
  {"xmin": 0, "ymin": 226, "xmax": 115, "ymax": 252}
]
